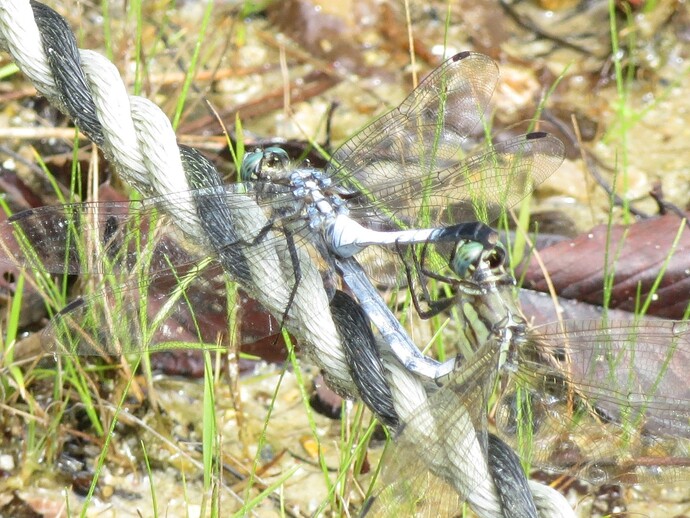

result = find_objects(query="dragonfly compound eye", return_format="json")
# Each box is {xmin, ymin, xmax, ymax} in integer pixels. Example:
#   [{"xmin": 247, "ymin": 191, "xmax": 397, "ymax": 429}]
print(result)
[
  {"xmin": 239, "ymin": 146, "xmax": 290, "ymax": 181},
  {"xmin": 450, "ymin": 240, "xmax": 485, "ymax": 277},
  {"xmin": 239, "ymin": 148, "xmax": 265, "ymax": 181},
  {"xmin": 450, "ymin": 240, "xmax": 506, "ymax": 277},
  {"xmin": 488, "ymin": 242, "xmax": 506, "ymax": 269},
  {"xmin": 262, "ymin": 147, "xmax": 290, "ymax": 175}
]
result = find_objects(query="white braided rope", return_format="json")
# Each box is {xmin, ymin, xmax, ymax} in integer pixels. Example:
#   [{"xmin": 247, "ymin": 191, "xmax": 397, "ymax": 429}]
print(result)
[
  {"xmin": 529, "ymin": 482, "xmax": 576, "ymax": 518},
  {"xmin": 385, "ymin": 359, "xmax": 504, "ymax": 516},
  {"xmin": 0, "ymin": 2, "xmax": 575, "ymax": 517},
  {"xmin": 0, "ymin": 1, "xmax": 57, "ymax": 101},
  {"xmin": 0, "ymin": 0, "xmax": 354, "ymax": 392}
]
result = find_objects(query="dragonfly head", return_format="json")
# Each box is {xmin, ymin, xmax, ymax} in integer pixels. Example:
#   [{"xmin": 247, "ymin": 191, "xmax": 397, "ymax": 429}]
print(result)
[
  {"xmin": 240, "ymin": 147, "xmax": 290, "ymax": 182},
  {"xmin": 449, "ymin": 239, "xmax": 506, "ymax": 279}
]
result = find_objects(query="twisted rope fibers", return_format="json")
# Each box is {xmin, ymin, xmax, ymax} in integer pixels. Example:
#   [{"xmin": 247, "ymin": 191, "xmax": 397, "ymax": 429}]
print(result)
[
  {"xmin": 0, "ymin": 0, "xmax": 358, "ymax": 398},
  {"xmin": 0, "ymin": 1, "xmax": 574, "ymax": 516}
]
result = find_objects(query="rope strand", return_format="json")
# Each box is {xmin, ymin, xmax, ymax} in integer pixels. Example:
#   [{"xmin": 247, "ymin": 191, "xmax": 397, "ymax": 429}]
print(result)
[{"xmin": 0, "ymin": 2, "xmax": 574, "ymax": 516}]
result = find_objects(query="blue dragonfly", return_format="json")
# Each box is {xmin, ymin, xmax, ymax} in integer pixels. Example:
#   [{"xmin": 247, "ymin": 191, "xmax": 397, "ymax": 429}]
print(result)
[{"xmin": 0, "ymin": 52, "xmax": 563, "ymax": 387}]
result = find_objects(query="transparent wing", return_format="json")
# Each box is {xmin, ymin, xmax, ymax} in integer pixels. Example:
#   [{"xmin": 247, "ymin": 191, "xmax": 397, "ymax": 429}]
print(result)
[
  {"xmin": 0, "ymin": 187, "xmax": 337, "ymax": 356},
  {"xmin": 1, "ymin": 201, "xmax": 198, "ymax": 276},
  {"xmin": 346, "ymin": 132, "xmax": 564, "ymax": 229},
  {"xmin": 0, "ymin": 183, "xmax": 481, "ymax": 311},
  {"xmin": 367, "ymin": 317, "xmax": 690, "ymax": 516},
  {"xmin": 48, "ymin": 232, "xmax": 331, "ymax": 357},
  {"xmin": 365, "ymin": 343, "xmax": 502, "ymax": 516},
  {"xmin": 44, "ymin": 260, "xmax": 235, "ymax": 356},
  {"xmin": 0, "ymin": 182, "xmax": 297, "ymax": 276},
  {"xmin": 330, "ymin": 52, "xmax": 499, "ymax": 185},
  {"xmin": 531, "ymin": 319, "xmax": 690, "ymax": 438},
  {"xmin": 364, "ymin": 456, "xmax": 464, "ymax": 518},
  {"xmin": 326, "ymin": 51, "xmax": 565, "ymax": 228},
  {"xmin": 496, "ymin": 319, "xmax": 690, "ymax": 485}
]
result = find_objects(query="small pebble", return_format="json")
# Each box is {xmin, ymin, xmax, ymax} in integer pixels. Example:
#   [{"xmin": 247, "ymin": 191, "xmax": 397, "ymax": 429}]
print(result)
[
  {"xmin": 300, "ymin": 436, "xmax": 320, "ymax": 459},
  {"xmin": 0, "ymin": 454, "xmax": 14, "ymax": 471},
  {"xmin": 101, "ymin": 485, "xmax": 114, "ymax": 499}
]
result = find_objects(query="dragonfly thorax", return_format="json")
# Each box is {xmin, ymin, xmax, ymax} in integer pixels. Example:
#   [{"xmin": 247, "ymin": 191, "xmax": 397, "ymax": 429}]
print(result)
[
  {"xmin": 495, "ymin": 316, "xmax": 527, "ymax": 374},
  {"xmin": 289, "ymin": 168, "xmax": 352, "ymax": 232},
  {"xmin": 241, "ymin": 146, "xmax": 352, "ymax": 228}
]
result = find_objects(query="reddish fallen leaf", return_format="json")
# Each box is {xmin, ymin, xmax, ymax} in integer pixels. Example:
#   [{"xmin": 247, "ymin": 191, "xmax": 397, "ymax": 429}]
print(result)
[{"xmin": 520, "ymin": 213, "xmax": 690, "ymax": 319}]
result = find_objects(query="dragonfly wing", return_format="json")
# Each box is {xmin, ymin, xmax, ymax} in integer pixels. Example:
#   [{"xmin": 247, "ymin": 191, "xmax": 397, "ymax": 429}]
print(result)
[
  {"xmin": 2, "ymin": 200, "xmax": 157, "ymax": 275},
  {"xmin": 325, "ymin": 51, "xmax": 564, "ymax": 230},
  {"xmin": 430, "ymin": 131, "xmax": 565, "ymax": 225},
  {"xmin": 44, "ymin": 259, "xmax": 232, "ymax": 355},
  {"xmin": 42, "ymin": 226, "xmax": 335, "ymax": 358},
  {"xmin": 0, "ymin": 180, "xmax": 326, "ymax": 305},
  {"xmin": 2, "ymin": 183, "xmax": 344, "ymax": 361},
  {"xmin": 0, "ymin": 182, "xmax": 298, "ymax": 276},
  {"xmin": 345, "ymin": 131, "xmax": 565, "ymax": 229},
  {"xmin": 329, "ymin": 52, "xmax": 499, "ymax": 189},
  {"xmin": 495, "ymin": 319, "xmax": 690, "ymax": 485},
  {"xmin": 534, "ymin": 319, "xmax": 690, "ymax": 437},
  {"xmin": 41, "ymin": 226, "xmax": 334, "ymax": 357},
  {"xmin": 363, "ymin": 464, "xmax": 463, "ymax": 518},
  {"xmin": 366, "ymin": 342, "xmax": 504, "ymax": 516}
]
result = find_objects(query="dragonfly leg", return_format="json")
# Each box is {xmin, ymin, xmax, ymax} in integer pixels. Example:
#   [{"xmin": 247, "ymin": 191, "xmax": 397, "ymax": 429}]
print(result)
[
  {"xmin": 280, "ymin": 228, "xmax": 304, "ymax": 332},
  {"xmin": 396, "ymin": 240, "xmax": 457, "ymax": 319}
]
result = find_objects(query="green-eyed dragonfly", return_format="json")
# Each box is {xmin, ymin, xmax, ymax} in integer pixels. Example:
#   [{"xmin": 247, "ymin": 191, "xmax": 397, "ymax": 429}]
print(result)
[
  {"xmin": 0, "ymin": 52, "xmax": 563, "ymax": 386},
  {"xmin": 366, "ymin": 236, "xmax": 690, "ymax": 516}
]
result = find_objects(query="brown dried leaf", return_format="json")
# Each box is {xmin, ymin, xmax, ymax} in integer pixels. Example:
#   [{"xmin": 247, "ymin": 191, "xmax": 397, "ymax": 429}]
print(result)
[{"xmin": 520, "ymin": 214, "xmax": 690, "ymax": 319}]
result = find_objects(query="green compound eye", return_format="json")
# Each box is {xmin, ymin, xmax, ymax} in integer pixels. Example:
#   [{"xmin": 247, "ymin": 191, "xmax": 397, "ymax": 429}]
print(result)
[
  {"xmin": 451, "ymin": 240, "xmax": 485, "ymax": 277},
  {"xmin": 239, "ymin": 148, "xmax": 264, "ymax": 181},
  {"xmin": 262, "ymin": 146, "xmax": 290, "ymax": 169},
  {"xmin": 451, "ymin": 240, "xmax": 506, "ymax": 277},
  {"xmin": 239, "ymin": 147, "xmax": 290, "ymax": 181}
]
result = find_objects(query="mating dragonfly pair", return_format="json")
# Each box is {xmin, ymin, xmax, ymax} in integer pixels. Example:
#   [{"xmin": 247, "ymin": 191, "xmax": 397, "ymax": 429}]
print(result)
[
  {"xmin": 3, "ymin": 49, "xmax": 690, "ymax": 516},
  {"xmin": 1, "ymin": 51, "xmax": 561, "ymax": 381}
]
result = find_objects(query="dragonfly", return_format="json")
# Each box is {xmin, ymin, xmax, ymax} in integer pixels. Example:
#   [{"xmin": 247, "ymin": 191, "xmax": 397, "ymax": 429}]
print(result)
[
  {"xmin": 0, "ymin": 52, "xmax": 564, "ymax": 385},
  {"xmin": 366, "ymin": 236, "xmax": 690, "ymax": 516}
]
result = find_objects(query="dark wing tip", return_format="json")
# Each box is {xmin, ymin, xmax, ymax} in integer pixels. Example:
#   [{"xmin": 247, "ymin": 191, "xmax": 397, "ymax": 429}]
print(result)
[
  {"xmin": 7, "ymin": 208, "xmax": 35, "ymax": 222},
  {"xmin": 58, "ymin": 297, "xmax": 86, "ymax": 316},
  {"xmin": 453, "ymin": 50, "xmax": 472, "ymax": 61},
  {"xmin": 526, "ymin": 131, "xmax": 549, "ymax": 140}
]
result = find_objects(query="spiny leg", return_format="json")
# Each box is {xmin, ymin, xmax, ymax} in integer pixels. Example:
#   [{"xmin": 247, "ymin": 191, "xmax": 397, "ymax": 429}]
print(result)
[{"xmin": 396, "ymin": 239, "xmax": 455, "ymax": 319}]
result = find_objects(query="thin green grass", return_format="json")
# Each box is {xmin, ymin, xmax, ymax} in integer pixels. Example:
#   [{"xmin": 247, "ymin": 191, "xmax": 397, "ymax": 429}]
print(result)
[
  {"xmin": 171, "ymin": 0, "xmax": 214, "ymax": 130},
  {"xmin": 3, "ymin": 1, "xmax": 688, "ymax": 517},
  {"xmin": 142, "ymin": 441, "xmax": 159, "ymax": 518},
  {"xmin": 202, "ymin": 350, "xmax": 219, "ymax": 518},
  {"xmin": 0, "ymin": 5, "xmax": 247, "ymax": 516},
  {"xmin": 0, "ymin": 62, "xmax": 19, "ymax": 80},
  {"xmin": 129, "ymin": 0, "xmax": 145, "ymax": 97}
]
